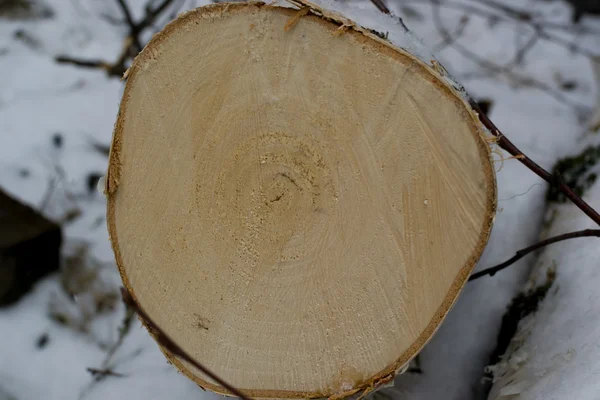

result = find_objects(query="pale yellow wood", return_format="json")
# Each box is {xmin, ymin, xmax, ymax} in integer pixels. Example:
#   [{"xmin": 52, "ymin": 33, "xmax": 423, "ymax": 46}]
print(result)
[{"xmin": 106, "ymin": 3, "xmax": 496, "ymax": 398}]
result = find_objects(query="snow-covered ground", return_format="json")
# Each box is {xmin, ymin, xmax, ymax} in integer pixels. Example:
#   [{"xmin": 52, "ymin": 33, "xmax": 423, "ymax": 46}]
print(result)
[
  {"xmin": 0, "ymin": 0, "xmax": 599, "ymax": 399},
  {"xmin": 487, "ymin": 139, "xmax": 600, "ymax": 400}
]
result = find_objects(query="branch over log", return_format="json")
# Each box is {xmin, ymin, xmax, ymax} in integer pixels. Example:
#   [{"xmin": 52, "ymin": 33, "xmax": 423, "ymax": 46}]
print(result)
[
  {"xmin": 469, "ymin": 229, "xmax": 600, "ymax": 281},
  {"xmin": 469, "ymin": 99, "xmax": 600, "ymax": 227},
  {"xmin": 370, "ymin": 0, "xmax": 390, "ymax": 14},
  {"xmin": 120, "ymin": 288, "xmax": 252, "ymax": 400}
]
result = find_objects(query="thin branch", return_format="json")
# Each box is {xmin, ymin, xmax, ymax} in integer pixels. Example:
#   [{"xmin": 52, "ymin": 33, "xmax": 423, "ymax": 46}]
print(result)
[
  {"xmin": 115, "ymin": 0, "xmax": 136, "ymax": 28},
  {"xmin": 115, "ymin": 0, "xmax": 142, "ymax": 52},
  {"xmin": 468, "ymin": 0, "xmax": 600, "ymax": 41},
  {"xmin": 78, "ymin": 303, "xmax": 135, "ymax": 400},
  {"xmin": 469, "ymin": 229, "xmax": 600, "ymax": 281},
  {"xmin": 531, "ymin": 20, "xmax": 600, "ymax": 35},
  {"xmin": 429, "ymin": 1, "xmax": 585, "ymax": 109},
  {"xmin": 99, "ymin": 12, "xmax": 125, "ymax": 26},
  {"xmin": 458, "ymin": 44, "xmax": 583, "ymax": 108},
  {"xmin": 470, "ymin": 99, "xmax": 600, "ymax": 226},
  {"xmin": 55, "ymin": 53, "xmax": 127, "ymax": 77},
  {"xmin": 86, "ymin": 368, "xmax": 127, "ymax": 379},
  {"xmin": 56, "ymin": 0, "xmax": 181, "ymax": 78},
  {"xmin": 370, "ymin": 0, "xmax": 390, "ymax": 15},
  {"xmin": 397, "ymin": 0, "xmax": 599, "ymax": 58},
  {"xmin": 120, "ymin": 288, "xmax": 252, "ymax": 400},
  {"xmin": 138, "ymin": 0, "xmax": 176, "ymax": 31},
  {"xmin": 55, "ymin": 56, "xmax": 113, "ymax": 71},
  {"xmin": 369, "ymin": 0, "xmax": 410, "ymax": 32},
  {"xmin": 471, "ymin": 0, "xmax": 532, "ymax": 21},
  {"xmin": 433, "ymin": 13, "xmax": 470, "ymax": 52},
  {"xmin": 511, "ymin": 28, "xmax": 538, "ymax": 66},
  {"xmin": 39, "ymin": 176, "xmax": 57, "ymax": 212},
  {"xmin": 468, "ymin": 0, "xmax": 600, "ymax": 58}
]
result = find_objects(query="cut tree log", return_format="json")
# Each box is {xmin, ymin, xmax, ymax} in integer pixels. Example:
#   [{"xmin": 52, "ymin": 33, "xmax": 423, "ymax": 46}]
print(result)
[{"xmin": 106, "ymin": 2, "xmax": 496, "ymax": 398}]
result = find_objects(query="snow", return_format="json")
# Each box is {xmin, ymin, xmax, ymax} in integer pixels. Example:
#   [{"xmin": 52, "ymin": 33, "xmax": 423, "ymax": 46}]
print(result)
[
  {"xmin": 0, "ymin": 1, "xmax": 599, "ymax": 399},
  {"xmin": 289, "ymin": 0, "xmax": 436, "ymax": 64},
  {"xmin": 488, "ymin": 137, "xmax": 600, "ymax": 400}
]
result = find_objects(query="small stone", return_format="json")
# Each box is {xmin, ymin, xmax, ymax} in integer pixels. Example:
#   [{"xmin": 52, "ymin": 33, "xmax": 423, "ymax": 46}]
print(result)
[
  {"xmin": 36, "ymin": 332, "xmax": 50, "ymax": 349},
  {"xmin": 52, "ymin": 132, "xmax": 63, "ymax": 149}
]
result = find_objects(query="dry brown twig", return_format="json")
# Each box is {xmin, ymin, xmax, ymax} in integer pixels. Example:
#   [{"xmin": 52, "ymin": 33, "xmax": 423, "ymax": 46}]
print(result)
[
  {"xmin": 428, "ymin": 1, "xmax": 587, "ymax": 109},
  {"xmin": 469, "ymin": 229, "xmax": 600, "ymax": 281},
  {"xmin": 398, "ymin": 0, "xmax": 600, "ymax": 58},
  {"xmin": 55, "ymin": 0, "xmax": 180, "ymax": 77},
  {"xmin": 469, "ymin": 99, "xmax": 600, "ymax": 226},
  {"xmin": 463, "ymin": 85, "xmax": 600, "ymax": 280},
  {"xmin": 370, "ymin": 0, "xmax": 390, "ymax": 14},
  {"xmin": 120, "ymin": 288, "xmax": 252, "ymax": 400},
  {"xmin": 433, "ymin": 13, "xmax": 470, "ymax": 52},
  {"xmin": 86, "ymin": 367, "xmax": 127, "ymax": 378},
  {"xmin": 78, "ymin": 298, "xmax": 135, "ymax": 400}
]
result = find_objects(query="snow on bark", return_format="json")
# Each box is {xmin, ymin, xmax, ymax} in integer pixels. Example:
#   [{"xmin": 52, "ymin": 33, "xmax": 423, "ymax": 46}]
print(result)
[{"xmin": 488, "ymin": 140, "xmax": 600, "ymax": 400}]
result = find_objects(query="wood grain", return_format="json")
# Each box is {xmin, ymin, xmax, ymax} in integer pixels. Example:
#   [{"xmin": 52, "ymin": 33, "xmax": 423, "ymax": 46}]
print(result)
[{"xmin": 106, "ymin": 3, "xmax": 496, "ymax": 398}]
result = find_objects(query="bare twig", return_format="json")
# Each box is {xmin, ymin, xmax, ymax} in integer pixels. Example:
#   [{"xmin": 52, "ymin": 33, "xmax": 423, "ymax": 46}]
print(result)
[
  {"xmin": 57, "ymin": 0, "xmax": 180, "ymax": 78},
  {"xmin": 470, "ymin": 99, "xmax": 600, "ymax": 226},
  {"xmin": 86, "ymin": 367, "xmax": 126, "ymax": 379},
  {"xmin": 433, "ymin": 13, "xmax": 470, "ymax": 52},
  {"xmin": 473, "ymin": 0, "xmax": 532, "ymax": 21},
  {"xmin": 429, "ymin": 1, "xmax": 585, "ymax": 109},
  {"xmin": 115, "ymin": 0, "xmax": 142, "ymax": 52},
  {"xmin": 458, "ymin": 44, "xmax": 582, "ymax": 108},
  {"xmin": 55, "ymin": 56, "xmax": 117, "ymax": 73},
  {"xmin": 99, "ymin": 12, "xmax": 124, "ymax": 26},
  {"xmin": 56, "ymin": 33, "xmax": 133, "ymax": 78},
  {"xmin": 469, "ymin": 229, "xmax": 600, "ymax": 281},
  {"xmin": 370, "ymin": 0, "xmax": 390, "ymax": 15},
  {"xmin": 89, "ymin": 140, "xmax": 111, "ymax": 157},
  {"xmin": 120, "ymin": 288, "xmax": 252, "ymax": 400},
  {"xmin": 105, "ymin": 302, "xmax": 135, "ymax": 362},
  {"xmin": 79, "ymin": 303, "xmax": 135, "ymax": 400},
  {"xmin": 512, "ymin": 29, "xmax": 538, "ymax": 66},
  {"xmin": 39, "ymin": 176, "xmax": 57, "ymax": 212},
  {"xmin": 56, "ymin": 56, "xmax": 127, "ymax": 77},
  {"xmin": 398, "ymin": 0, "xmax": 599, "ymax": 58},
  {"xmin": 141, "ymin": 0, "xmax": 176, "ymax": 29}
]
